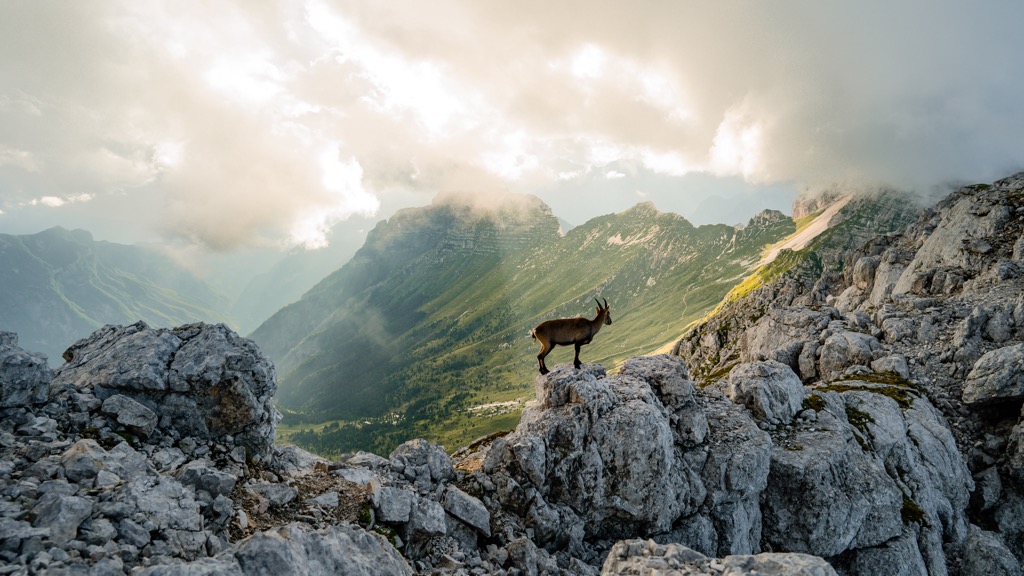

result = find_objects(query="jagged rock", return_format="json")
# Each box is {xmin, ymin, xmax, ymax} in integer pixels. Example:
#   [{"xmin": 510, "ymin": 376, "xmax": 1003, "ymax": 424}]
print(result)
[
  {"xmin": 390, "ymin": 439, "xmax": 454, "ymax": 493},
  {"xmin": 892, "ymin": 191, "xmax": 1012, "ymax": 296},
  {"xmin": 100, "ymin": 393, "xmax": 158, "ymax": 437},
  {"xmin": 761, "ymin": 402, "xmax": 903, "ymax": 557},
  {"xmin": 226, "ymin": 523, "xmax": 413, "ymax": 576},
  {"xmin": 60, "ymin": 438, "xmax": 152, "ymax": 484},
  {"xmin": 830, "ymin": 530, "xmax": 928, "ymax": 576},
  {"xmin": 742, "ymin": 307, "xmax": 832, "ymax": 369},
  {"xmin": 248, "ymin": 481, "xmax": 298, "ymax": 507},
  {"xmin": 484, "ymin": 358, "xmax": 704, "ymax": 547},
  {"xmin": 53, "ymin": 322, "xmax": 279, "ymax": 458},
  {"xmin": 443, "ymin": 486, "xmax": 491, "ymax": 536},
  {"xmin": 601, "ymin": 539, "xmax": 838, "ymax": 576},
  {"xmin": 29, "ymin": 493, "xmax": 92, "ymax": 546},
  {"xmin": 961, "ymin": 527, "xmax": 1023, "ymax": 576},
  {"xmin": 378, "ymin": 486, "xmax": 416, "ymax": 523},
  {"xmin": 724, "ymin": 360, "xmax": 807, "ymax": 424},
  {"xmin": 817, "ymin": 330, "xmax": 881, "ymax": 381},
  {"xmin": 695, "ymin": 389, "xmax": 771, "ymax": 556},
  {"xmin": 0, "ymin": 331, "xmax": 51, "ymax": 407},
  {"xmin": 176, "ymin": 459, "xmax": 237, "ymax": 497},
  {"xmin": 962, "ymin": 343, "xmax": 1024, "ymax": 405}
]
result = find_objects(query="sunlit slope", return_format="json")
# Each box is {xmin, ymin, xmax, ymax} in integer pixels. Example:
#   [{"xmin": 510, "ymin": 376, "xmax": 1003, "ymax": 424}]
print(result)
[{"xmin": 251, "ymin": 192, "xmax": 796, "ymax": 453}]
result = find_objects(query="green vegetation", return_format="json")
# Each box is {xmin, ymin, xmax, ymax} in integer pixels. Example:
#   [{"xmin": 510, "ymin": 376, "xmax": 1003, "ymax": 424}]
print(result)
[
  {"xmin": 793, "ymin": 210, "xmax": 824, "ymax": 232},
  {"xmin": 824, "ymin": 372, "xmax": 921, "ymax": 410},
  {"xmin": 802, "ymin": 393, "xmax": 827, "ymax": 413}
]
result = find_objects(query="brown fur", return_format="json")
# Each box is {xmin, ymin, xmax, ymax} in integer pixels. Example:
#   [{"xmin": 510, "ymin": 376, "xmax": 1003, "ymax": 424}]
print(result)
[{"xmin": 530, "ymin": 298, "xmax": 612, "ymax": 375}]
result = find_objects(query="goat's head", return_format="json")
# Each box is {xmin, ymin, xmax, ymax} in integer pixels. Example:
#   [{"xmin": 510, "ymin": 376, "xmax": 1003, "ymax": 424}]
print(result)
[{"xmin": 595, "ymin": 297, "xmax": 612, "ymax": 325}]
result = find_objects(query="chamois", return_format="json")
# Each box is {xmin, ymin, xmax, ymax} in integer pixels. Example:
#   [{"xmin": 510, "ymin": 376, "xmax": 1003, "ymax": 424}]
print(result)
[{"xmin": 530, "ymin": 298, "xmax": 612, "ymax": 375}]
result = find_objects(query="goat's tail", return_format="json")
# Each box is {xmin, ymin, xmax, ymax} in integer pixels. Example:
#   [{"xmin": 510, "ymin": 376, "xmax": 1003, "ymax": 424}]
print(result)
[{"xmin": 529, "ymin": 328, "xmax": 536, "ymax": 340}]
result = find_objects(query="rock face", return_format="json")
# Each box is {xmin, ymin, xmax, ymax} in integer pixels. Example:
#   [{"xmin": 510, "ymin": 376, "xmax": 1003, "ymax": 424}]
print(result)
[
  {"xmin": 674, "ymin": 173, "xmax": 1024, "ymax": 574},
  {"xmin": 53, "ymin": 321, "xmax": 279, "ymax": 458},
  {"xmin": 0, "ymin": 332, "xmax": 51, "ymax": 408}
]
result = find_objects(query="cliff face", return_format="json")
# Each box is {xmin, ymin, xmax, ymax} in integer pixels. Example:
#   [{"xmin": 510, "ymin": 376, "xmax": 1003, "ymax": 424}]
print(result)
[{"xmin": 675, "ymin": 172, "xmax": 1024, "ymax": 573}]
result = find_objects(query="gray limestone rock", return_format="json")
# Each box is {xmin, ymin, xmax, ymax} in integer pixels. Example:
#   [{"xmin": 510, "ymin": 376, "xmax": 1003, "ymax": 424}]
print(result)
[
  {"xmin": 961, "ymin": 526, "xmax": 1024, "ymax": 576},
  {"xmin": 0, "ymin": 331, "xmax": 51, "ymax": 407},
  {"xmin": 601, "ymin": 539, "xmax": 838, "ymax": 576},
  {"xmin": 443, "ymin": 486, "xmax": 491, "ymax": 536},
  {"xmin": 762, "ymin": 426, "xmax": 903, "ymax": 556},
  {"xmin": 377, "ymin": 486, "xmax": 415, "ymax": 523},
  {"xmin": 818, "ymin": 330, "xmax": 881, "ymax": 381},
  {"xmin": 962, "ymin": 343, "xmax": 1024, "ymax": 405},
  {"xmin": 53, "ymin": 322, "xmax": 279, "ymax": 457},
  {"xmin": 231, "ymin": 523, "xmax": 413, "ymax": 576},
  {"xmin": 175, "ymin": 459, "xmax": 237, "ymax": 497},
  {"xmin": 725, "ymin": 360, "xmax": 807, "ymax": 424},
  {"xmin": 390, "ymin": 439, "xmax": 454, "ymax": 493},
  {"xmin": 101, "ymin": 393, "xmax": 158, "ymax": 437},
  {"xmin": 248, "ymin": 481, "xmax": 297, "ymax": 507},
  {"xmin": 30, "ymin": 493, "xmax": 93, "ymax": 546}
]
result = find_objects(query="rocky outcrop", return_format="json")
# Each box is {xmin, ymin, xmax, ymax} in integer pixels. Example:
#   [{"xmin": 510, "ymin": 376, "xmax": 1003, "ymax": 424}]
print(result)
[
  {"xmin": 52, "ymin": 321, "xmax": 279, "ymax": 458},
  {"xmin": 674, "ymin": 173, "xmax": 1024, "ymax": 573},
  {"xmin": 0, "ymin": 332, "xmax": 51, "ymax": 408}
]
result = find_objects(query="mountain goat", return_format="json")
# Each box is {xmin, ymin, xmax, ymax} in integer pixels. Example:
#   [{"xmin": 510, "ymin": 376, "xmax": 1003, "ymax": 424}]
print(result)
[{"xmin": 530, "ymin": 298, "xmax": 612, "ymax": 375}]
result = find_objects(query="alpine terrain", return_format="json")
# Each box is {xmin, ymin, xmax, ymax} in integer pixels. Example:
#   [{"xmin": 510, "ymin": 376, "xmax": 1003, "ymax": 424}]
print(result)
[
  {"xmin": 250, "ymin": 190, "xmax": 799, "ymax": 454},
  {"xmin": 0, "ymin": 173, "xmax": 1021, "ymax": 575}
]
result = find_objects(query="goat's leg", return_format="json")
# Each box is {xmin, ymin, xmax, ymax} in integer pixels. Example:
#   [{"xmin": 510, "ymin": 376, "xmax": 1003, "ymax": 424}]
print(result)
[
  {"xmin": 573, "ymin": 342, "xmax": 583, "ymax": 369},
  {"xmin": 537, "ymin": 340, "xmax": 552, "ymax": 375}
]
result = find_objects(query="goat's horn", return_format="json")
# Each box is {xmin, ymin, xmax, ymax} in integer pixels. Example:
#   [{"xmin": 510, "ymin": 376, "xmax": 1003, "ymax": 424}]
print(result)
[
  {"xmin": 602, "ymin": 298, "xmax": 608, "ymax": 308},
  {"xmin": 594, "ymin": 297, "xmax": 601, "ymax": 308}
]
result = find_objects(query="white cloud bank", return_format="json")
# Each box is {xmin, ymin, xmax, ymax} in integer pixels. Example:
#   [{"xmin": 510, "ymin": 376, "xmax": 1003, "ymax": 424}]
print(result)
[{"xmin": 1, "ymin": 1, "xmax": 1023, "ymax": 248}]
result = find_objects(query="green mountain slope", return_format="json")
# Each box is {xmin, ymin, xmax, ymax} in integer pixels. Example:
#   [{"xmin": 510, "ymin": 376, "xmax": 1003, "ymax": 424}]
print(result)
[
  {"xmin": 252, "ymin": 192, "xmax": 797, "ymax": 455},
  {"xmin": 0, "ymin": 227, "xmax": 231, "ymax": 363}
]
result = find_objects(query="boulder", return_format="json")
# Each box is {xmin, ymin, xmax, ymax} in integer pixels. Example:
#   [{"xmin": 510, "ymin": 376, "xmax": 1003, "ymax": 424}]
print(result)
[
  {"xmin": 725, "ymin": 360, "xmax": 807, "ymax": 424},
  {"xmin": 961, "ymin": 527, "xmax": 1023, "ymax": 576},
  {"xmin": 30, "ymin": 493, "xmax": 93, "ymax": 545},
  {"xmin": 818, "ymin": 330, "xmax": 881, "ymax": 381},
  {"xmin": 962, "ymin": 343, "xmax": 1024, "ymax": 405},
  {"xmin": 443, "ymin": 486, "xmax": 491, "ymax": 536},
  {"xmin": 53, "ymin": 322, "xmax": 279, "ymax": 457},
  {"xmin": 0, "ymin": 331, "xmax": 51, "ymax": 407},
  {"xmin": 101, "ymin": 393, "xmax": 158, "ymax": 437},
  {"xmin": 231, "ymin": 523, "xmax": 413, "ymax": 576}
]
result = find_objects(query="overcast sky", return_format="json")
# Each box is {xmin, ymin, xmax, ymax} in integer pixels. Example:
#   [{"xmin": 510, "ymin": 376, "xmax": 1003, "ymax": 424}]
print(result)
[{"xmin": 2, "ymin": 1, "xmax": 1023, "ymax": 251}]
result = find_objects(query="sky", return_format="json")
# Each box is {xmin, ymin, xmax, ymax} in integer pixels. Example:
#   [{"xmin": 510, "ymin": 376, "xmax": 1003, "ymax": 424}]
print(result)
[{"xmin": 2, "ymin": 1, "xmax": 1024, "ymax": 254}]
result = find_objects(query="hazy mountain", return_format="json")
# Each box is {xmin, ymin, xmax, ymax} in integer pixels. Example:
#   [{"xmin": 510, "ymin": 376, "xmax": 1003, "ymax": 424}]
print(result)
[
  {"xmin": 0, "ymin": 227, "xmax": 231, "ymax": 363},
  {"xmin": 251, "ymin": 191, "xmax": 797, "ymax": 453}
]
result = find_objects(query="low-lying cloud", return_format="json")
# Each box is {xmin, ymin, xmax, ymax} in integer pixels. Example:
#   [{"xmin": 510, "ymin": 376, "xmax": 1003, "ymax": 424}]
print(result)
[{"xmin": 1, "ymin": 1, "xmax": 1022, "ymax": 249}]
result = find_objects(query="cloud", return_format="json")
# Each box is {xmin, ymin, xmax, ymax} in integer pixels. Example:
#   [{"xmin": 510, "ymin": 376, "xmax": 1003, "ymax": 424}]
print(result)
[{"xmin": 1, "ymin": 1, "xmax": 1023, "ymax": 249}]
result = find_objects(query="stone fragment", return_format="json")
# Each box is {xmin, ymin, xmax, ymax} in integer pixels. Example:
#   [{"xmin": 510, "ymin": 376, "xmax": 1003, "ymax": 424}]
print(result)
[
  {"xmin": 175, "ymin": 459, "xmax": 237, "ymax": 497},
  {"xmin": 31, "ymin": 494, "xmax": 93, "ymax": 545},
  {"xmin": 601, "ymin": 539, "xmax": 838, "ymax": 576},
  {"xmin": 377, "ymin": 486, "xmax": 415, "ymax": 523},
  {"xmin": 443, "ymin": 486, "xmax": 491, "ymax": 536},
  {"xmin": 101, "ymin": 394, "xmax": 158, "ymax": 437},
  {"xmin": 248, "ymin": 481, "xmax": 297, "ymax": 507}
]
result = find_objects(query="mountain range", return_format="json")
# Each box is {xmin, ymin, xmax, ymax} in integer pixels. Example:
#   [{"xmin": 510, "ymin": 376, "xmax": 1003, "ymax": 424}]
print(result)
[{"xmin": 0, "ymin": 227, "xmax": 230, "ymax": 363}]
